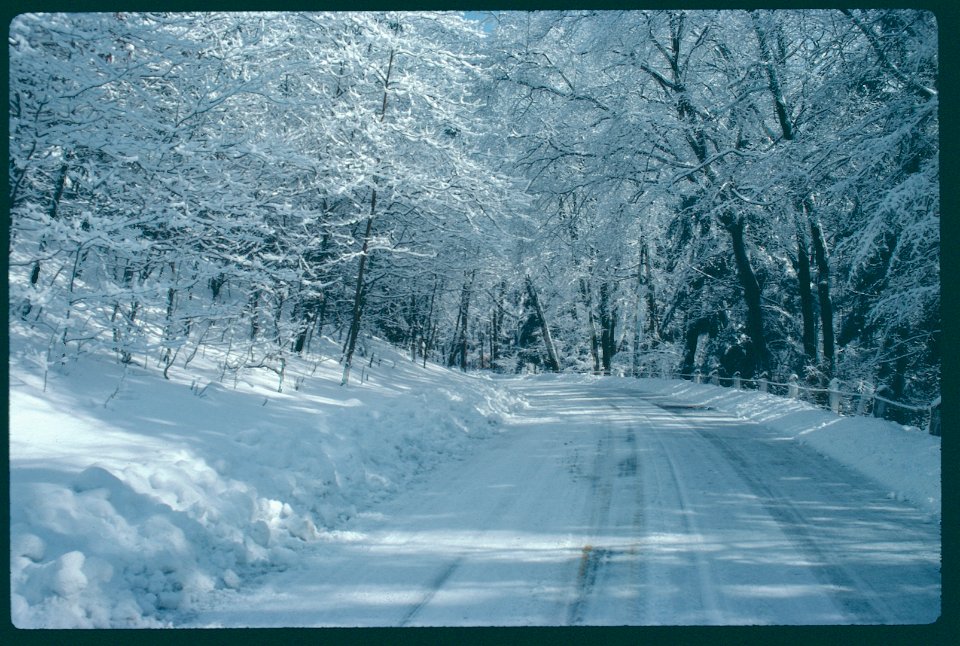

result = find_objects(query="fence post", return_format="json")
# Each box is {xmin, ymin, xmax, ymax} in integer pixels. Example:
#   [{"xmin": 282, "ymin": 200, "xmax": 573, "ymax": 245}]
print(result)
[
  {"xmin": 873, "ymin": 385, "xmax": 893, "ymax": 419},
  {"xmin": 829, "ymin": 378, "xmax": 841, "ymax": 414},
  {"xmin": 694, "ymin": 369, "xmax": 702, "ymax": 384},
  {"xmin": 710, "ymin": 369, "xmax": 719, "ymax": 386},
  {"xmin": 857, "ymin": 382, "xmax": 874, "ymax": 416},
  {"xmin": 929, "ymin": 396, "xmax": 941, "ymax": 437},
  {"xmin": 758, "ymin": 371, "xmax": 768, "ymax": 393},
  {"xmin": 733, "ymin": 371, "xmax": 741, "ymax": 389},
  {"xmin": 788, "ymin": 374, "xmax": 799, "ymax": 399}
]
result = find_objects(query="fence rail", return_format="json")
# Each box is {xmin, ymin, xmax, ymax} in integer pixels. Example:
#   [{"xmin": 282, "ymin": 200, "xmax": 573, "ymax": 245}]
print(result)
[{"xmin": 669, "ymin": 369, "xmax": 941, "ymax": 437}]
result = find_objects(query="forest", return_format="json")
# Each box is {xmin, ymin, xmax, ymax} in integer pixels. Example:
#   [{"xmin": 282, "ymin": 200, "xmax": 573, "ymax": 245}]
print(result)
[{"xmin": 8, "ymin": 10, "xmax": 940, "ymax": 412}]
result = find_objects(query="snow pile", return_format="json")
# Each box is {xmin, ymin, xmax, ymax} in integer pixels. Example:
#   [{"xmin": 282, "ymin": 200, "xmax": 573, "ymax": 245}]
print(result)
[
  {"xmin": 634, "ymin": 378, "xmax": 941, "ymax": 519},
  {"xmin": 9, "ymin": 332, "xmax": 519, "ymax": 628}
]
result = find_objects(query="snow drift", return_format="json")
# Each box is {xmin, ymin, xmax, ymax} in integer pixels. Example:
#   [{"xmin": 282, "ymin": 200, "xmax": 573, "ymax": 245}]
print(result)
[{"xmin": 9, "ymin": 332, "xmax": 518, "ymax": 627}]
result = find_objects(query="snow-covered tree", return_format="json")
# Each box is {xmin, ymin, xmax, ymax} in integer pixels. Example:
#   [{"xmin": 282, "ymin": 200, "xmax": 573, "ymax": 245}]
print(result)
[{"xmin": 9, "ymin": 9, "xmax": 938, "ymax": 408}]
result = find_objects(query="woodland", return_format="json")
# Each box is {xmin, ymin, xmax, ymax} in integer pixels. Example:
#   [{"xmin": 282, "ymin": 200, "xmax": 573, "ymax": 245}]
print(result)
[{"xmin": 8, "ymin": 10, "xmax": 940, "ymax": 412}]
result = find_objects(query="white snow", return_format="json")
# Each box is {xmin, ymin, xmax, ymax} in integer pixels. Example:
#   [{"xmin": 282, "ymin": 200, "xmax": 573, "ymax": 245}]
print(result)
[
  {"xmin": 633, "ymin": 378, "xmax": 941, "ymax": 519},
  {"xmin": 9, "ymin": 335, "xmax": 940, "ymax": 627},
  {"xmin": 8, "ymin": 332, "xmax": 517, "ymax": 628}
]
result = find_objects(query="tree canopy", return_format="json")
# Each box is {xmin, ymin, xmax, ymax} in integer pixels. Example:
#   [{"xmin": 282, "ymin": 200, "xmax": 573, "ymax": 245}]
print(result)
[{"xmin": 9, "ymin": 10, "xmax": 939, "ymax": 408}]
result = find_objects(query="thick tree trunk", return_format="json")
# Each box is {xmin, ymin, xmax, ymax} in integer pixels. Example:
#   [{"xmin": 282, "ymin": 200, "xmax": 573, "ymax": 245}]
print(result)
[
  {"xmin": 525, "ymin": 275, "xmax": 561, "ymax": 373},
  {"xmin": 726, "ymin": 215, "xmax": 768, "ymax": 377},
  {"xmin": 681, "ymin": 317, "xmax": 711, "ymax": 376},
  {"xmin": 810, "ymin": 218, "xmax": 835, "ymax": 376}
]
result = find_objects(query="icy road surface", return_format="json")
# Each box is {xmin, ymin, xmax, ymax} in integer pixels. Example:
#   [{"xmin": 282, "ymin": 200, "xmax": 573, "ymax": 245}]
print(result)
[{"xmin": 190, "ymin": 378, "xmax": 940, "ymax": 626}]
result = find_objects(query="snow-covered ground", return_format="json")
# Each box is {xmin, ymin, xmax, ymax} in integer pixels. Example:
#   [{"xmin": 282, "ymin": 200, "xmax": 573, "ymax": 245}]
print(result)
[
  {"xmin": 8, "ymin": 333, "xmax": 518, "ymax": 628},
  {"xmin": 633, "ymin": 378, "xmax": 941, "ymax": 520},
  {"xmin": 8, "ymin": 332, "xmax": 940, "ymax": 627}
]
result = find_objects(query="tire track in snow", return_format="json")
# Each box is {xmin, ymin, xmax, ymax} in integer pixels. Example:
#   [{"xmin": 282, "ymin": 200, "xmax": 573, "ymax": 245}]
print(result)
[
  {"xmin": 567, "ymin": 402, "xmax": 648, "ymax": 625},
  {"xmin": 397, "ymin": 557, "xmax": 464, "ymax": 627},
  {"xmin": 396, "ymin": 431, "xmax": 537, "ymax": 627},
  {"xmin": 689, "ymin": 424, "xmax": 898, "ymax": 624},
  {"xmin": 647, "ymin": 400, "xmax": 906, "ymax": 623},
  {"xmin": 647, "ymin": 420, "xmax": 728, "ymax": 624},
  {"xmin": 623, "ymin": 421, "xmax": 650, "ymax": 624},
  {"xmin": 566, "ymin": 427, "xmax": 616, "ymax": 625}
]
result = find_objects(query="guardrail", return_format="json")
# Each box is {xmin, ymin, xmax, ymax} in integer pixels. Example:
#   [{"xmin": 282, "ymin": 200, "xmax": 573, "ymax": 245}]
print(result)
[{"xmin": 672, "ymin": 369, "xmax": 941, "ymax": 437}]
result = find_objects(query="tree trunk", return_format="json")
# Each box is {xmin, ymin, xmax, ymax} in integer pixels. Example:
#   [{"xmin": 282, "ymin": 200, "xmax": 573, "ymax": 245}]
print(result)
[
  {"xmin": 30, "ymin": 162, "xmax": 70, "ymax": 287},
  {"xmin": 525, "ymin": 275, "xmax": 561, "ymax": 373},
  {"xmin": 459, "ymin": 282, "xmax": 472, "ymax": 372},
  {"xmin": 420, "ymin": 278, "xmax": 441, "ymax": 367},
  {"xmin": 598, "ymin": 281, "xmax": 617, "ymax": 375},
  {"xmin": 249, "ymin": 289, "xmax": 261, "ymax": 340},
  {"xmin": 796, "ymin": 226, "xmax": 817, "ymax": 367},
  {"xmin": 634, "ymin": 237, "xmax": 659, "ymax": 376},
  {"xmin": 408, "ymin": 293, "xmax": 420, "ymax": 362},
  {"xmin": 641, "ymin": 239, "xmax": 659, "ymax": 339},
  {"xmin": 448, "ymin": 271, "xmax": 475, "ymax": 372},
  {"xmin": 726, "ymin": 215, "xmax": 768, "ymax": 377},
  {"xmin": 491, "ymin": 280, "xmax": 506, "ymax": 367},
  {"xmin": 293, "ymin": 297, "xmax": 318, "ymax": 355},
  {"xmin": 751, "ymin": 12, "xmax": 795, "ymax": 141},
  {"xmin": 294, "ymin": 232, "xmax": 331, "ymax": 355},
  {"xmin": 162, "ymin": 263, "xmax": 178, "ymax": 379},
  {"xmin": 447, "ymin": 301, "xmax": 463, "ymax": 368},
  {"xmin": 632, "ymin": 283, "xmax": 642, "ymax": 378},
  {"xmin": 682, "ymin": 317, "xmax": 711, "ymax": 376},
  {"xmin": 578, "ymin": 278, "xmax": 601, "ymax": 374},
  {"xmin": 341, "ymin": 213, "xmax": 374, "ymax": 386},
  {"xmin": 341, "ymin": 48, "xmax": 394, "ymax": 385},
  {"xmin": 810, "ymin": 216, "xmax": 835, "ymax": 376}
]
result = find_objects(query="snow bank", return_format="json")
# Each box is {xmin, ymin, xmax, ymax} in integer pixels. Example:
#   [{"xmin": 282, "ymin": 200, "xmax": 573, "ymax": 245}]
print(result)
[
  {"xmin": 633, "ymin": 378, "xmax": 941, "ymax": 519},
  {"xmin": 9, "ymin": 333, "xmax": 519, "ymax": 628}
]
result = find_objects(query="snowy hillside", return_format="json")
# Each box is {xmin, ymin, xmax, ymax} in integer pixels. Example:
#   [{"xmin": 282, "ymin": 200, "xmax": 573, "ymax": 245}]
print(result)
[
  {"xmin": 9, "ymin": 332, "xmax": 519, "ymax": 628},
  {"xmin": 10, "ymin": 329, "xmax": 940, "ymax": 628}
]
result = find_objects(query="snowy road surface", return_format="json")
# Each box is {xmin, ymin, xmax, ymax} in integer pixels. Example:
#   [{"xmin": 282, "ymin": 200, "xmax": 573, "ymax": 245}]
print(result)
[{"xmin": 190, "ymin": 378, "xmax": 940, "ymax": 626}]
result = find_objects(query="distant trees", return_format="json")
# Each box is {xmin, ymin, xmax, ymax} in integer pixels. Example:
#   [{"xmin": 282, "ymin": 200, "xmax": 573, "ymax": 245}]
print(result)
[
  {"xmin": 9, "ymin": 10, "xmax": 938, "ymax": 407},
  {"xmin": 473, "ymin": 9, "xmax": 938, "ymax": 402}
]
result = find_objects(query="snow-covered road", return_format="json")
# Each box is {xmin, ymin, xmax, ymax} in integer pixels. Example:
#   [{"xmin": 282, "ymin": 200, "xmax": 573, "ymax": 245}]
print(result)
[{"xmin": 189, "ymin": 378, "xmax": 940, "ymax": 626}]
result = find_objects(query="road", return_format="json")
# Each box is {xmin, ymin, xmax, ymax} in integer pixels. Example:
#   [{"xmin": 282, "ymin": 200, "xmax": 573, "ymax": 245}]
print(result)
[{"xmin": 190, "ymin": 377, "xmax": 941, "ymax": 626}]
